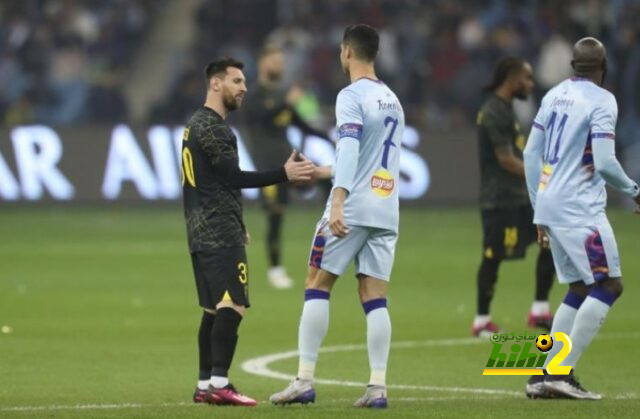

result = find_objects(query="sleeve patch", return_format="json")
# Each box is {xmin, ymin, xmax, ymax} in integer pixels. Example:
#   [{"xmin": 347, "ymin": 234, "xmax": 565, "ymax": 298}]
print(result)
[
  {"xmin": 591, "ymin": 132, "xmax": 615, "ymax": 140},
  {"xmin": 338, "ymin": 123, "xmax": 363, "ymax": 140}
]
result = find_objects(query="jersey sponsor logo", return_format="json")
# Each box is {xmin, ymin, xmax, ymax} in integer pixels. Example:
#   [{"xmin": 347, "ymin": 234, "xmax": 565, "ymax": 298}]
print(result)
[
  {"xmin": 538, "ymin": 164, "xmax": 553, "ymax": 191},
  {"xmin": 371, "ymin": 168, "xmax": 395, "ymax": 198},
  {"xmin": 338, "ymin": 123, "xmax": 363, "ymax": 140}
]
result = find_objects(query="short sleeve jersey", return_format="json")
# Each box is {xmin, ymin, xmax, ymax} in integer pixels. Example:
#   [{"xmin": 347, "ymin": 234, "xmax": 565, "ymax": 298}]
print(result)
[{"xmin": 477, "ymin": 94, "xmax": 530, "ymax": 209}]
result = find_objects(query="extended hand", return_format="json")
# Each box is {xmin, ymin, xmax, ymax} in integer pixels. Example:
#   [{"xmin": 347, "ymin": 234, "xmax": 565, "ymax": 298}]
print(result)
[{"xmin": 284, "ymin": 150, "xmax": 315, "ymax": 184}]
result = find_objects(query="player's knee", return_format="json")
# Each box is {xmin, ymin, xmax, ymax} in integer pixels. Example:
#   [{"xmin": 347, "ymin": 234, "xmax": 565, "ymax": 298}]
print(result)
[
  {"xmin": 568, "ymin": 281, "xmax": 590, "ymax": 298},
  {"xmin": 357, "ymin": 276, "xmax": 387, "ymax": 302},
  {"xmin": 305, "ymin": 268, "xmax": 336, "ymax": 292},
  {"xmin": 600, "ymin": 277, "xmax": 623, "ymax": 298}
]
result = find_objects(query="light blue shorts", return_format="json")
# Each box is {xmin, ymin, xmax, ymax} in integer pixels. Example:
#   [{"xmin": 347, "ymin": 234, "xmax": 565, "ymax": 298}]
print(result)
[
  {"xmin": 543, "ymin": 215, "xmax": 621, "ymax": 285},
  {"xmin": 308, "ymin": 218, "xmax": 398, "ymax": 281}
]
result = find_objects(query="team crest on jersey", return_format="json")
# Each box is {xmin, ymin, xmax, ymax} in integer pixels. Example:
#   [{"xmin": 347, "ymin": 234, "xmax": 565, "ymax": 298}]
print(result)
[{"xmin": 371, "ymin": 168, "xmax": 395, "ymax": 198}]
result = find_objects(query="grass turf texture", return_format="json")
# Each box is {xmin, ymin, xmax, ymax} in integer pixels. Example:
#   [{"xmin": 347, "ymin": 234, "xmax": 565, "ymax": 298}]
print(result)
[{"xmin": 1, "ymin": 207, "xmax": 639, "ymax": 418}]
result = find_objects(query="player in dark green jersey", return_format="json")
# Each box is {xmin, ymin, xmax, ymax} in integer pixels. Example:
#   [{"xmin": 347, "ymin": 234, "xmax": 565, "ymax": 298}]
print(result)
[
  {"xmin": 183, "ymin": 57, "xmax": 315, "ymax": 405},
  {"xmin": 472, "ymin": 57, "xmax": 556, "ymax": 336}
]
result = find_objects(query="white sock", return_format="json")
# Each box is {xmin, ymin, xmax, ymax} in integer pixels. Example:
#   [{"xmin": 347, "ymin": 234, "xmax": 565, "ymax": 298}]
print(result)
[
  {"xmin": 297, "ymin": 297, "xmax": 330, "ymax": 380},
  {"xmin": 473, "ymin": 314, "xmax": 490, "ymax": 328},
  {"xmin": 543, "ymin": 302, "xmax": 578, "ymax": 368},
  {"xmin": 366, "ymin": 307, "xmax": 391, "ymax": 386},
  {"xmin": 530, "ymin": 301, "xmax": 550, "ymax": 315},
  {"xmin": 197, "ymin": 379, "xmax": 210, "ymax": 390},
  {"xmin": 210, "ymin": 375, "xmax": 229, "ymax": 388},
  {"xmin": 562, "ymin": 296, "xmax": 610, "ymax": 368}
]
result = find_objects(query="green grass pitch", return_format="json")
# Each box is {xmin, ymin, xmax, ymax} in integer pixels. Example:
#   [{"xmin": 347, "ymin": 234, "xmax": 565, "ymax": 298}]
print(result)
[{"xmin": 1, "ymin": 207, "xmax": 639, "ymax": 418}]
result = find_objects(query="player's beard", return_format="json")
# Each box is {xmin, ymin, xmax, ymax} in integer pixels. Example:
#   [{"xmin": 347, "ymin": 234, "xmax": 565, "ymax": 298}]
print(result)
[
  {"xmin": 514, "ymin": 89, "xmax": 528, "ymax": 100},
  {"xmin": 222, "ymin": 88, "xmax": 241, "ymax": 112},
  {"xmin": 267, "ymin": 69, "xmax": 282, "ymax": 83}
]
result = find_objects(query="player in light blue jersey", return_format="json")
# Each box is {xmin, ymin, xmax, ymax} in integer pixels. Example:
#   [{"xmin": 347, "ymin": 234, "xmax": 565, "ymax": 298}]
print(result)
[
  {"xmin": 523, "ymin": 37, "xmax": 640, "ymax": 400},
  {"xmin": 270, "ymin": 24, "xmax": 403, "ymax": 409}
]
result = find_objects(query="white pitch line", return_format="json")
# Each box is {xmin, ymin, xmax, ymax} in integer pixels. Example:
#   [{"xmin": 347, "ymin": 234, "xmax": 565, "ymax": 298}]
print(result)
[
  {"xmin": 0, "ymin": 402, "xmax": 194, "ymax": 412},
  {"xmin": 3, "ymin": 333, "xmax": 638, "ymax": 412},
  {"xmin": 241, "ymin": 333, "xmax": 640, "ymax": 398},
  {"xmin": 0, "ymin": 396, "xmax": 517, "ymax": 413}
]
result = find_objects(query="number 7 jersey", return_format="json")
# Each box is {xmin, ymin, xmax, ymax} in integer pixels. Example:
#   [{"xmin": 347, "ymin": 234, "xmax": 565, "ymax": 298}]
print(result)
[
  {"xmin": 532, "ymin": 77, "xmax": 617, "ymax": 227},
  {"xmin": 324, "ymin": 77, "xmax": 404, "ymax": 232}
]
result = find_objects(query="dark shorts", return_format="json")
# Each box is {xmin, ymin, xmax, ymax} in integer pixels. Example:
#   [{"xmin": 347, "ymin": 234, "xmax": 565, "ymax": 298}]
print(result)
[
  {"xmin": 190, "ymin": 246, "xmax": 250, "ymax": 309},
  {"xmin": 260, "ymin": 183, "xmax": 289, "ymax": 211},
  {"xmin": 481, "ymin": 205, "xmax": 537, "ymax": 260}
]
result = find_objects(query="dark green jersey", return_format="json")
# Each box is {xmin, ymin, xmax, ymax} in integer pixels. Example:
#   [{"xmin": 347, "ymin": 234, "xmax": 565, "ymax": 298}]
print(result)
[
  {"xmin": 243, "ymin": 84, "xmax": 293, "ymax": 170},
  {"xmin": 477, "ymin": 95, "xmax": 529, "ymax": 209},
  {"xmin": 182, "ymin": 107, "xmax": 245, "ymax": 251}
]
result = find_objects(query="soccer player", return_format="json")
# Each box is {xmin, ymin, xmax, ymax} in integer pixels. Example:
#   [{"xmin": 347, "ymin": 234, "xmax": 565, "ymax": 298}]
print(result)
[
  {"xmin": 473, "ymin": 57, "xmax": 557, "ymax": 336},
  {"xmin": 244, "ymin": 44, "xmax": 329, "ymax": 289},
  {"xmin": 269, "ymin": 24, "xmax": 402, "ymax": 409},
  {"xmin": 182, "ymin": 57, "xmax": 315, "ymax": 406},
  {"xmin": 523, "ymin": 37, "xmax": 640, "ymax": 399}
]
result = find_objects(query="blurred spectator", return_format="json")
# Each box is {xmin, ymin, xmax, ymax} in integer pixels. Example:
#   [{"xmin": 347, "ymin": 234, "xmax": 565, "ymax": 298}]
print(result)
[
  {"xmin": 2, "ymin": 0, "xmax": 640, "ymax": 150},
  {"xmin": 0, "ymin": 0, "xmax": 157, "ymax": 126}
]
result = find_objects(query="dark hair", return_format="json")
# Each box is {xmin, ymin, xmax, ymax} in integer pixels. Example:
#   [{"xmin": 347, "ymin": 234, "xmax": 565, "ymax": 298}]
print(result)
[
  {"xmin": 342, "ymin": 24, "xmax": 379, "ymax": 62},
  {"xmin": 258, "ymin": 44, "xmax": 282, "ymax": 60},
  {"xmin": 483, "ymin": 56, "xmax": 525, "ymax": 92},
  {"xmin": 204, "ymin": 57, "xmax": 244, "ymax": 83}
]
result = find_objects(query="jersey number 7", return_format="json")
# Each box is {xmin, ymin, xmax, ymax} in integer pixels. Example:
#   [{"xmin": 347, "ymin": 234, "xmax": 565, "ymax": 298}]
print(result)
[{"xmin": 382, "ymin": 116, "xmax": 398, "ymax": 169}]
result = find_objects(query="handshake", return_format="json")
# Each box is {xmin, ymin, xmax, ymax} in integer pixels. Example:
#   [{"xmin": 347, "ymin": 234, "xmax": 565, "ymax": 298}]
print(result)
[{"xmin": 283, "ymin": 150, "xmax": 329, "ymax": 185}]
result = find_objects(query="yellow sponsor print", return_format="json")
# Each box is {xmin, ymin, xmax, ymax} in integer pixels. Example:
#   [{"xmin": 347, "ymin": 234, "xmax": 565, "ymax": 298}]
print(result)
[
  {"xmin": 538, "ymin": 164, "xmax": 553, "ymax": 191},
  {"xmin": 370, "ymin": 168, "xmax": 395, "ymax": 198}
]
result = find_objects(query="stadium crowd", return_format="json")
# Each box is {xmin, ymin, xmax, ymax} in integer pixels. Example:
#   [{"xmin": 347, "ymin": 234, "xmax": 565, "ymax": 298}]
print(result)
[
  {"xmin": 0, "ymin": 0, "xmax": 159, "ymax": 125},
  {"xmin": 1, "ymin": 0, "xmax": 639, "ymax": 144}
]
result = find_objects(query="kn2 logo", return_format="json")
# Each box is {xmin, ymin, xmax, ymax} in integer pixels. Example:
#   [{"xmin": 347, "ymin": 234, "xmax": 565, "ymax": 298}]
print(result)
[{"xmin": 482, "ymin": 332, "xmax": 572, "ymax": 376}]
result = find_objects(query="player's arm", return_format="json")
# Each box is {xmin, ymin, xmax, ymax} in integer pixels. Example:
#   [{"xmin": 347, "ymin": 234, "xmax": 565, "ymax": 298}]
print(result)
[
  {"xmin": 201, "ymin": 126, "xmax": 314, "ymax": 188},
  {"xmin": 290, "ymin": 108, "xmax": 332, "ymax": 141},
  {"xmin": 330, "ymin": 89, "xmax": 362, "ymax": 237},
  {"xmin": 485, "ymin": 110, "xmax": 525, "ymax": 177},
  {"xmin": 590, "ymin": 97, "xmax": 640, "ymax": 206},
  {"xmin": 314, "ymin": 166, "xmax": 332, "ymax": 179},
  {"xmin": 523, "ymin": 119, "xmax": 546, "ymax": 207},
  {"xmin": 286, "ymin": 85, "xmax": 333, "ymax": 143},
  {"xmin": 494, "ymin": 145, "xmax": 525, "ymax": 177},
  {"xmin": 213, "ymin": 152, "xmax": 314, "ymax": 188}
]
